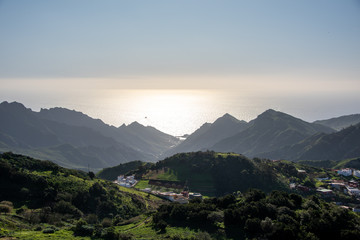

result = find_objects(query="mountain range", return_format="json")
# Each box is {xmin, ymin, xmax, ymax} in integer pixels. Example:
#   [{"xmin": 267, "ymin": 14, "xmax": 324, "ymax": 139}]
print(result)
[
  {"xmin": 1, "ymin": 100, "xmax": 360, "ymax": 170},
  {"xmin": 0, "ymin": 101, "xmax": 178, "ymax": 171},
  {"xmin": 164, "ymin": 113, "xmax": 248, "ymax": 156},
  {"xmin": 314, "ymin": 114, "xmax": 360, "ymax": 131}
]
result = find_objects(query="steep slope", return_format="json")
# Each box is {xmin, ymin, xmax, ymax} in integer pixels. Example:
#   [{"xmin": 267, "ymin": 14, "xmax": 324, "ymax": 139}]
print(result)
[
  {"xmin": 264, "ymin": 123, "xmax": 360, "ymax": 161},
  {"xmin": 0, "ymin": 101, "xmax": 154, "ymax": 170},
  {"xmin": 134, "ymin": 151, "xmax": 286, "ymax": 196},
  {"xmin": 165, "ymin": 113, "xmax": 248, "ymax": 156},
  {"xmin": 37, "ymin": 107, "xmax": 180, "ymax": 159},
  {"xmin": 0, "ymin": 152, "xmax": 162, "ymax": 239},
  {"xmin": 314, "ymin": 114, "xmax": 360, "ymax": 131},
  {"xmin": 212, "ymin": 109, "xmax": 334, "ymax": 157},
  {"xmin": 117, "ymin": 122, "xmax": 180, "ymax": 159},
  {"xmin": 0, "ymin": 101, "xmax": 60, "ymax": 148},
  {"xmin": 97, "ymin": 160, "xmax": 153, "ymax": 181}
]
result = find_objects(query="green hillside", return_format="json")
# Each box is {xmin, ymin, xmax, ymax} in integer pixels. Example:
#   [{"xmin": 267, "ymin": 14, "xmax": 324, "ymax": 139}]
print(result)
[
  {"xmin": 314, "ymin": 114, "xmax": 360, "ymax": 131},
  {"xmin": 264, "ymin": 123, "xmax": 360, "ymax": 162},
  {"xmin": 298, "ymin": 157, "xmax": 360, "ymax": 170},
  {"xmin": 133, "ymin": 151, "xmax": 287, "ymax": 196},
  {"xmin": 212, "ymin": 109, "xmax": 334, "ymax": 158},
  {"xmin": 97, "ymin": 160, "xmax": 154, "ymax": 181},
  {"xmin": 333, "ymin": 157, "xmax": 360, "ymax": 169},
  {"xmin": 152, "ymin": 189, "xmax": 360, "ymax": 240},
  {"xmin": 0, "ymin": 152, "xmax": 163, "ymax": 239}
]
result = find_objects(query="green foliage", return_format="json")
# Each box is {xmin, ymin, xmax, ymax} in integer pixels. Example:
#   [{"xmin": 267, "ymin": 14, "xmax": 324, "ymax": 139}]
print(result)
[
  {"xmin": 140, "ymin": 151, "xmax": 285, "ymax": 196},
  {"xmin": 73, "ymin": 219, "xmax": 93, "ymax": 237},
  {"xmin": 0, "ymin": 153, "xmax": 153, "ymax": 222},
  {"xmin": 154, "ymin": 189, "xmax": 360, "ymax": 240},
  {"xmin": 53, "ymin": 200, "xmax": 83, "ymax": 217},
  {"xmin": 97, "ymin": 161, "xmax": 153, "ymax": 181},
  {"xmin": 101, "ymin": 218, "xmax": 113, "ymax": 228},
  {"xmin": 0, "ymin": 204, "xmax": 12, "ymax": 214},
  {"xmin": 42, "ymin": 226, "xmax": 58, "ymax": 234}
]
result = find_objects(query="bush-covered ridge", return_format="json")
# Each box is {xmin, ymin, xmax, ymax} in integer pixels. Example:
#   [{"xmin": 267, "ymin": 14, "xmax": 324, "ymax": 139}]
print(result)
[
  {"xmin": 96, "ymin": 160, "xmax": 154, "ymax": 181},
  {"xmin": 0, "ymin": 152, "xmax": 161, "ymax": 220},
  {"xmin": 128, "ymin": 151, "xmax": 287, "ymax": 196},
  {"xmin": 154, "ymin": 189, "xmax": 360, "ymax": 239}
]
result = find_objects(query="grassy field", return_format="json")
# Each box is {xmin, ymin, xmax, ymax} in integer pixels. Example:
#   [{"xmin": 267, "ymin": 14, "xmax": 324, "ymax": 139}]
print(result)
[
  {"xmin": 115, "ymin": 215, "xmax": 208, "ymax": 239},
  {"xmin": 134, "ymin": 179, "xmax": 150, "ymax": 189},
  {"xmin": 139, "ymin": 166, "xmax": 216, "ymax": 196},
  {"xmin": 12, "ymin": 229, "xmax": 91, "ymax": 240},
  {"xmin": 0, "ymin": 213, "xmax": 210, "ymax": 240}
]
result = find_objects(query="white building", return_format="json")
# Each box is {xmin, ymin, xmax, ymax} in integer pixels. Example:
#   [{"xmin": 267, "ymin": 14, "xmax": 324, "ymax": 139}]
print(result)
[
  {"xmin": 353, "ymin": 170, "xmax": 360, "ymax": 178},
  {"xmin": 345, "ymin": 186, "xmax": 360, "ymax": 196},
  {"xmin": 116, "ymin": 175, "xmax": 137, "ymax": 188},
  {"xmin": 337, "ymin": 168, "xmax": 353, "ymax": 177},
  {"xmin": 141, "ymin": 188, "xmax": 152, "ymax": 193}
]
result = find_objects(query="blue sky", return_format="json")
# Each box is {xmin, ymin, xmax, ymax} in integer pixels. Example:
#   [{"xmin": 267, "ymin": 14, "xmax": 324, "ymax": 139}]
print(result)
[
  {"xmin": 1, "ymin": 1, "xmax": 359, "ymax": 82},
  {"xmin": 0, "ymin": 1, "xmax": 360, "ymax": 133}
]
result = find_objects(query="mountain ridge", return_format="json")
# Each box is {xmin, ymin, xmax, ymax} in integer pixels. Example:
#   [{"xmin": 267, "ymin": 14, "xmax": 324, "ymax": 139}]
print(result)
[
  {"xmin": 0, "ymin": 101, "xmax": 178, "ymax": 170},
  {"xmin": 211, "ymin": 109, "xmax": 335, "ymax": 157},
  {"xmin": 262, "ymin": 122, "xmax": 360, "ymax": 161},
  {"xmin": 164, "ymin": 113, "xmax": 248, "ymax": 157},
  {"xmin": 314, "ymin": 113, "xmax": 360, "ymax": 131},
  {"xmin": 2, "ymin": 100, "xmax": 360, "ymax": 169}
]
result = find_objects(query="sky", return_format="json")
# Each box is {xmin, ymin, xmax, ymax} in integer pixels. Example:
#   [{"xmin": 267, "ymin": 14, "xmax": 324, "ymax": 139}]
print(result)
[{"xmin": 0, "ymin": 0, "xmax": 360, "ymax": 135}]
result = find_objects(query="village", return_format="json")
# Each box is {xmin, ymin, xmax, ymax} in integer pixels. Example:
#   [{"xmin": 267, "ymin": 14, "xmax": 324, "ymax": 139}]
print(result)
[
  {"xmin": 290, "ymin": 168, "xmax": 360, "ymax": 212},
  {"xmin": 114, "ymin": 175, "xmax": 202, "ymax": 204},
  {"xmin": 115, "ymin": 167, "xmax": 360, "ymax": 208}
]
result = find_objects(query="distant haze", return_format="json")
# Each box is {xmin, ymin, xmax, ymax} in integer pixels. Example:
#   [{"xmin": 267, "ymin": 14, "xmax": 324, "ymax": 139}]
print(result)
[
  {"xmin": 0, "ymin": 1, "xmax": 359, "ymax": 135},
  {"xmin": 1, "ymin": 88, "xmax": 359, "ymax": 136}
]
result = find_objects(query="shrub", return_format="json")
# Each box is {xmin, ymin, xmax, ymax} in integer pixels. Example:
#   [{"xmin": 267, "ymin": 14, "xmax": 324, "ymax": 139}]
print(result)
[
  {"xmin": 101, "ymin": 226, "xmax": 119, "ymax": 240},
  {"xmin": 0, "ymin": 201, "xmax": 13, "ymax": 207},
  {"xmin": 155, "ymin": 220, "xmax": 167, "ymax": 233},
  {"xmin": 53, "ymin": 200, "xmax": 83, "ymax": 217},
  {"xmin": 113, "ymin": 215, "xmax": 123, "ymax": 226},
  {"xmin": 16, "ymin": 206, "xmax": 27, "ymax": 215},
  {"xmin": 118, "ymin": 232, "xmax": 134, "ymax": 240},
  {"xmin": 23, "ymin": 210, "xmax": 40, "ymax": 224},
  {"xmin": 192, "ymin": 231, "xmax": 212, "ymax": 240},
  {"xmin": 0, "ymin": 204, "xmax": 12, "ymax": 214},
  {"xmin": 73, "ymin": 219, "xmax": 94, "ymax": 237},
  {"xmin": 34, "ymin": 226, "xmax": 42, "ymax": 231},
  {"xmin": 20, "ymin": 187, "xmax": 30, "ymax": 198},
  {"xmin": 101, "ymin": 218, "xmax": 113, "ymax": 228},
  {"xmin": 85, "ymin": 214, "xmax": 98, "ymax": 224},
  {"xmin": 42, "ymin": 228, "xmax": 55, "ymax": 234}
]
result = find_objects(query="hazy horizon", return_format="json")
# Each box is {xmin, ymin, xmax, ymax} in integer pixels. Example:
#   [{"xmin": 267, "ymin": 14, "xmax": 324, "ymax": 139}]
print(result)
[
  {"xmin": 1, "ymin": 89, "xmax": 359, "ymax": 137},
  {"xmin": 1, "ymin": 1, "xmax": 359, "ymax": 135}
]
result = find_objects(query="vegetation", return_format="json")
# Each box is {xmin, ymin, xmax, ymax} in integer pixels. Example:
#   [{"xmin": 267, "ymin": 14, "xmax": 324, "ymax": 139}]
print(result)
[
  {"xmin": 153, "ymin": 189, "xmax": 360, "ymax": 239},
  {"xmin": 265, "ymin": 123, "xmax": 360, "ymax": 161},
  {"xmin": 212, "ymin": 109, "xmax": 334, "ymax": 158},
  {"xmin": 97, "ymin": 160, "xmax": 153, "ymax": 181},
  {"xmin": 2, "ymin": 151, "xmax": 360, "ymax": 239},
  {"xmin": 299, "ymin": 157, "xmax": 360, "ymax": 170},
  {"xmin": 131, "ymin": 151, "xmax": 287, "ymax": 196},
  {"xmin": 0, "ymin": 152, "xmax": 164, "ymax": 239}
]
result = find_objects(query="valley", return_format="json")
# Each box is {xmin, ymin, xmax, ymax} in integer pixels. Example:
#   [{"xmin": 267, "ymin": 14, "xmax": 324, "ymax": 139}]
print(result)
[{"xmin": 1, "ymin": 101, "xmax": 360, "ymax": 239}]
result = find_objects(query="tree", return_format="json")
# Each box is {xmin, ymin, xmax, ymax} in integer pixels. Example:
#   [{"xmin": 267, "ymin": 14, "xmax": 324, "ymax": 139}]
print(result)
[
  {"xmin": 88, "ymin": 171, "xmax": 95, "ymax": 180},
  {"xmin": 0, "ymin": 204, "xmax": 12, "ymax": 214},
  {"xmin": 155, "ymin": 220, "xmax": 167, "ymax": 233}
]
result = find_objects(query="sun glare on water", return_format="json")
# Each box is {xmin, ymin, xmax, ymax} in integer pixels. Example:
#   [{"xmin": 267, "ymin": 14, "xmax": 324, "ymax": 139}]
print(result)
[{"xmin": 96, "ymin": 89, "xmax": 218, "ymax": 136}]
